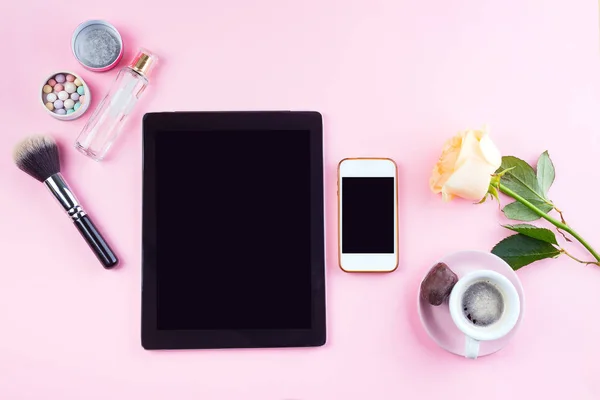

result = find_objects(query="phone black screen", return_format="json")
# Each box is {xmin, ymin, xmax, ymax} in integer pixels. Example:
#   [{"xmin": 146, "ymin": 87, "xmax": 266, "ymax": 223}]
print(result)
[
  {"xmin": 341, "ymin": 177, "xmax": 395, "ymax": 253},
  {"xmin": 154, "ymin": 130, "xmax": 312, "ymax": 330}
]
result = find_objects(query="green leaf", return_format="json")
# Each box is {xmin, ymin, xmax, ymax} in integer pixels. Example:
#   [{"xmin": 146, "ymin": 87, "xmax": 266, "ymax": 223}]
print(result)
[
  {"xmin": 536, "ymin": 151, "xmax": 555, "ymax": 197},
  {"xmin": 498, "ymin": 156, "xmax": 549, "ymax": 203},
  {"xmin": 502, "ymin": 200, "xmax": 553, "ymax": 221},
  {"xmin": 502, "ymin": 224, "xmax": 557, "ymax": 245},
  {"xmin": 491, "ymin": 234, "xmax": 561, "ymax": 270}
]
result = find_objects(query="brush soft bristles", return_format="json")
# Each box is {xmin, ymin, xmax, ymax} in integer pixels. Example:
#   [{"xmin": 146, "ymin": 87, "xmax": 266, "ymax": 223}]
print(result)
[{"xmin": 13, "ymin": 135, "xmax": 61, "ymax": 182}]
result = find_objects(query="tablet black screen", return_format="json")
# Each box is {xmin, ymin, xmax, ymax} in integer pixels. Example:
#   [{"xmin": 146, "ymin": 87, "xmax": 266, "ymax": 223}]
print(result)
[{"xmin": 154, "ymin": 130, "xmax": 312, "ymax": 330}]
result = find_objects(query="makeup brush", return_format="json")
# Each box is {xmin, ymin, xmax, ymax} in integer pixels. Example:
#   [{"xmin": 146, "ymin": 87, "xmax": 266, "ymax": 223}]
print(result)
[{"xmin": 13, "ymin": 135, "xmax": 118, "ymax": 269}]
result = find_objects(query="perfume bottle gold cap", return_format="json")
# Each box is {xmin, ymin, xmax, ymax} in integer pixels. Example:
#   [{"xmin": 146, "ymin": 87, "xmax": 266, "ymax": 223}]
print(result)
[{"xmin": 129, "ymin": 48, "xmax": 158, "ymax": 78}]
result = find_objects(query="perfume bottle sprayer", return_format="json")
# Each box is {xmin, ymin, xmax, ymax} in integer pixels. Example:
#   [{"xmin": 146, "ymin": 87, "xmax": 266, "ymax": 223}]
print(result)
[{"xmin": 75, "ymin": 48, "xmax": 158, "ymax": 161}]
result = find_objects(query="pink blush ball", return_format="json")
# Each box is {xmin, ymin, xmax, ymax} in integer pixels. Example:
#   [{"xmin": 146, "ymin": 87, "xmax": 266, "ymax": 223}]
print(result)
[
  {"xmin": 54, "ymin": 83, "xmax": 64, "ymax": 92},
  {"xmin": 48, "ymin": 79, "xmax": 57, "ymax": 87},
  {"xmin": 66, "ymin": 74, "xmax": 75, "ymax": 82}
]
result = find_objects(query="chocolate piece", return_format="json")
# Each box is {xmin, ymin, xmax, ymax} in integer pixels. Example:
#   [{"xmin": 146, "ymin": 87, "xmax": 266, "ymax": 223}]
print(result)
[{"xmin": 420, "ymin": 262, "xmax": 458, "ymax": 306}]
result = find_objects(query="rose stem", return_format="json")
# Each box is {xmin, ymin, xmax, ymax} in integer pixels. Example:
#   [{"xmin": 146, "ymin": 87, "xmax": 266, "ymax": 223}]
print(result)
[
  {"xmin": 499, "ymin": 183, "xmax": 600, "ymax": 262},
  {"xmin": 560, "ymin": 249, "xmax": 600, "ymax": 266}
]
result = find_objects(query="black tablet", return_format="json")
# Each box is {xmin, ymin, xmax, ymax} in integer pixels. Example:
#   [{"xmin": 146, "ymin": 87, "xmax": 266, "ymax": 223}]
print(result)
[{"xmin": 141, "ymin": 111, "xmax": 326, "ymax": 350}]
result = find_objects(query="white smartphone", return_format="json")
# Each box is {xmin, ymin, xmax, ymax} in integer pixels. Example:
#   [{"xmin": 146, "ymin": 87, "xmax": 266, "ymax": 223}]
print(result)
[{"xmin": 338, "ymin": 158, "xmax": 398, "ymax": 273}]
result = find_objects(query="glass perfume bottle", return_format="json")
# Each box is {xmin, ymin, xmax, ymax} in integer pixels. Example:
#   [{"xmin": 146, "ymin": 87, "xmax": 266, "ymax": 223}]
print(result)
[{"xmin": 75, "ymin": 48, "xmax": 158, "ymax": 161}]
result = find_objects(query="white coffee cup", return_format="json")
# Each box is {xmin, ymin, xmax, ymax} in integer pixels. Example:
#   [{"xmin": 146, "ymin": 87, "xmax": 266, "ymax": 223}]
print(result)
[{"xmin": 449, "ymin": 270, "xmax": 520, "ymax": 359}]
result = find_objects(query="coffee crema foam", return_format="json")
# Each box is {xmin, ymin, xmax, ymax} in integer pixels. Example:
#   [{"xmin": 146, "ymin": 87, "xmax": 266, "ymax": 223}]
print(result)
[{"xmin": 461, "ymin": 281, "xmax": 505, "ymax": 327}]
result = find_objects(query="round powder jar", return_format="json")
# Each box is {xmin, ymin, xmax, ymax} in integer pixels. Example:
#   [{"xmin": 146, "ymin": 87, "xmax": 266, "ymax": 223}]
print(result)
[
  {"xmin": 40, "ymin": 71, "xmax": 91, "ymax": 121},
  {"xmin": 72, "ymin": 20, "xmax": 124, "ymax": 72}
]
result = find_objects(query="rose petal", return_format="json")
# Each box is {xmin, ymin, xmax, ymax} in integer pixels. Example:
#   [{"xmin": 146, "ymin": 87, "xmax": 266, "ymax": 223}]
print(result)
[
  {"xmin": 442, "ymin": 158, "xmax": 494, "ymax": 201},
  {"xmin": 429, "ymin": 133, "xmax": 464, "ymax": 193},
  {"xmin": 478, "ymin": 133, "xmax": 502, "ymax": 170},
  {"xmin": 441, "ymin": 190, "xmax": 455, "ymax": 202},
  {"xmin": 454, "ymin": 130, "xmax": 481, "ymax": 170}
]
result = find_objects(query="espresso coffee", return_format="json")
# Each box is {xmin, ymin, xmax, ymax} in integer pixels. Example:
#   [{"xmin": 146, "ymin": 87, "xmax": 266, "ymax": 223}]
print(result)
[{"xmin": 461, "ymin": 281, "xmax": 505, "ymax": 327}]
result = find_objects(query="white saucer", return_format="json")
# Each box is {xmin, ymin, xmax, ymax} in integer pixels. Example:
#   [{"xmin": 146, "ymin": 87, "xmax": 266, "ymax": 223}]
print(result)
[{"xmin": 417, "ymin": 250, "xmax": 525, "ymax": 358}]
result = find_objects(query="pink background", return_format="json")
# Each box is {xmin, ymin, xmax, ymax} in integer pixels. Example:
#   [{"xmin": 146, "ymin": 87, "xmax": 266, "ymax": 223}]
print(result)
[{"xmin": 1, "ymin": 0, "xmax": 600, "ymax": 398}]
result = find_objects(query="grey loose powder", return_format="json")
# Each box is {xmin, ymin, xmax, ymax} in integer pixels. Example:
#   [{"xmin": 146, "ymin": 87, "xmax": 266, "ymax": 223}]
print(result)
[{"xmin": 75, "ymin": 28, "xmax": 121, "ymax": 68}]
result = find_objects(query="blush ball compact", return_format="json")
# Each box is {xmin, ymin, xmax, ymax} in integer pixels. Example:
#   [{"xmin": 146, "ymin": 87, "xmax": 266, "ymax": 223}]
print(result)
[{"xmin": 40, "ymin": 71, "xmax": 91, "ymax": 121}]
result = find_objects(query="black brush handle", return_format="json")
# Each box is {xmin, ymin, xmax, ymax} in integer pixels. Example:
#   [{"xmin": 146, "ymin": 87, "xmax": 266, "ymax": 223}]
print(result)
[
  {"xmin": 74, "ymin": 215, "xmax": 119, "ymax": 269},
  {"xmin": 45, "ymin": 174, "xmax": 119, "ymax": 270}
]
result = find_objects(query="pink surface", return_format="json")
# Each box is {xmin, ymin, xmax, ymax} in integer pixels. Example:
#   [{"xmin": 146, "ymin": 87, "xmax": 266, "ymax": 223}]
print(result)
[{"xmin": 1, "ymin": 0, "xmax": 600, "ymax": 398}]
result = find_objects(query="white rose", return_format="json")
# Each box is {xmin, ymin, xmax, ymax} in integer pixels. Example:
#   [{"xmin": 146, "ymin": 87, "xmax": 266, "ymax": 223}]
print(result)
[{"xmin": 430, "ymin": 127, "xmax": 502, "ymax": 201}]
